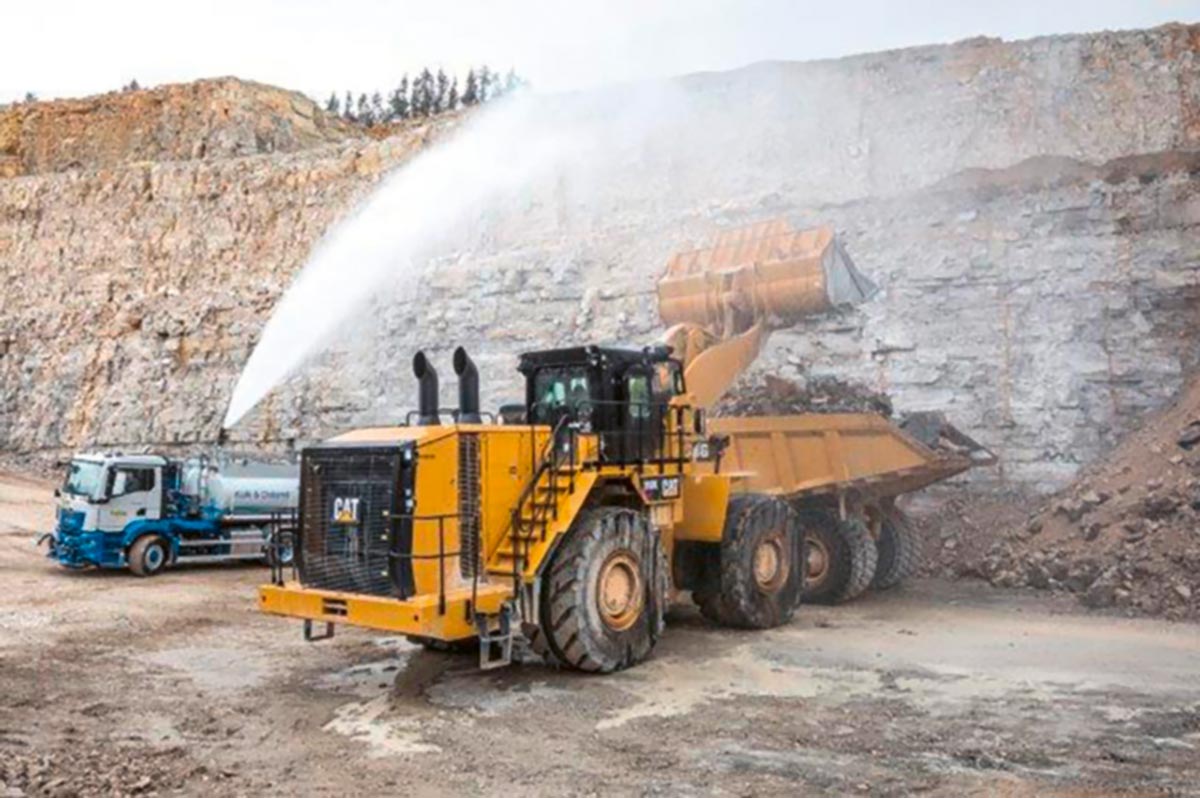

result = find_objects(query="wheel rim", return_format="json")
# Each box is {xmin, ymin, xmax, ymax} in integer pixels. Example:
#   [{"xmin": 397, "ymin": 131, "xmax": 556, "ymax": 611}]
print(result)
[
  {"xmin": 752, "ymin": 532, "xmax": 789, "ymax": 592},
  {"xmin": 597, "ymin": 550, "xmax": 643, "ymax": 631},
  {"xmin": 806, "ymin": 534, "xmax": 830, "ymax": 586},
  {"xmin": 145, "ymin": 543, "xmax": 164, "ymax": 570}
]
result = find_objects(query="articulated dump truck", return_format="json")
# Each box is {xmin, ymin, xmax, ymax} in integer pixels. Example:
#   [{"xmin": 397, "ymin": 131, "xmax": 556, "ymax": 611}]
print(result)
[{"xmin": 259, "ymin": 219, "xmax": 993, "ymax": 672}]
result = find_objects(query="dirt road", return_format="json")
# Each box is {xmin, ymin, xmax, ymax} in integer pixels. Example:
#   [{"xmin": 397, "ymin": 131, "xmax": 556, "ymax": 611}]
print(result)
[{"xmin": 2, "ymin": 474, "xmax": 1198, "ymax": 797}]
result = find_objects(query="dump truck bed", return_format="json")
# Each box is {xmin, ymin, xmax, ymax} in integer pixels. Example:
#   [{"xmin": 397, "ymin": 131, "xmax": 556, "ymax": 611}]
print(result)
[{"xmin": 708, "ymin": 412, "xmax": 993, "ymax": 501}]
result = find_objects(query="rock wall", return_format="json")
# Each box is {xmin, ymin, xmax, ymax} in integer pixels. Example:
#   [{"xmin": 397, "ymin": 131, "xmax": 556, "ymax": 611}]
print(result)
[
  {"xmin": 0, "ymin": 78, "xmax": 362, "ymax": 178},
  {"xmin": 2, "ymin": 24, "xmax": 1199, "ymax": 492}
]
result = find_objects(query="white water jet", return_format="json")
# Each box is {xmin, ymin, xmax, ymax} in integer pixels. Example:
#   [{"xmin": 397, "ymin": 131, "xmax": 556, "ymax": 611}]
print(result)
[
  {"xmin": 223, "ymin": 83, "xmax": 680, "ymax": 429},
  {"xmin": 223, "ymin": 98, "xmax": 557, "ymax": 427}
]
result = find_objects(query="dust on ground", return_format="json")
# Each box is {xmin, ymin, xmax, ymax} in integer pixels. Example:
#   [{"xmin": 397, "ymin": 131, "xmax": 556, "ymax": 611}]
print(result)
[{"xmin": 2, "ymin": 473, "xmax": 1199, "ymax": 797}]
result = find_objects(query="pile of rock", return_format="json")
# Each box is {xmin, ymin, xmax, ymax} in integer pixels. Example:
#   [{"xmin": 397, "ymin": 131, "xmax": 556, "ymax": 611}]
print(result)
[
  {"xmin": 715, "ymin": 373, "xmax": 893, "ymax": 417},
  {"xmin": 961, "ymin": 377, "xmax": 1200, "ymax": 621}
]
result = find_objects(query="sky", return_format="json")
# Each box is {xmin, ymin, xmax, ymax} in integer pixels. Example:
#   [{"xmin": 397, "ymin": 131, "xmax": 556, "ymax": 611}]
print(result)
[{"xmin": 4, "ymin": 0, "xmax": 1199, "ymax": 103}]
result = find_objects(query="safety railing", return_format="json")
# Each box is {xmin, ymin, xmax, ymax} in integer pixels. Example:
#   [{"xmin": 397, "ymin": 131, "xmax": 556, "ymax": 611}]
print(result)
[
  {"xmin": 385, "ymin": 512, "xmax": 474, "ymax": 619},
  {"xmin": 266, "ymin": 509, "xmax": 299, "ymax": 586}
]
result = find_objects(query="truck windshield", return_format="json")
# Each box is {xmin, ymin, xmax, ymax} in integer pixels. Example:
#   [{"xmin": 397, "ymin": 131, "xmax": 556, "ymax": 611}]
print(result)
[{"xmin": 63, "ymin": 460, "xmax": 105, "ymax": 498}]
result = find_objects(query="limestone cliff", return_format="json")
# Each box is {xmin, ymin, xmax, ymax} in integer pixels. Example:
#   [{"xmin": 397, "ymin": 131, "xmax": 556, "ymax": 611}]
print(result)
[
  {"xmin": 2, "ymin": 24, "xmax": 1199, "ymax": 492},
  {"xmin": 0, "ymin": 78, "xmax": 363, "ymax": 178}
]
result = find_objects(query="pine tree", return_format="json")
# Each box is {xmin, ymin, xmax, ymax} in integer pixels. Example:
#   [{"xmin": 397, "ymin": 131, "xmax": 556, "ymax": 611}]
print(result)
[
  {"xmin": 478, "ymin": 65, "xmax": 492, "ymax": 103},
  {"xmin": 370, "ymin": 91, "xmax": 385, "ymax": 124},
  {"xmin": 447, "ymin": 77, "xmax": 459, "ymax": 112},
  {"xmin": 356, "ymin": 93, "xmax": 372, "ymax": 125},
  {"xmin": 23, "ymin": 91, "xmax": 36, "ymax": 103},
  {"xmin": 389, "ymin": 76, "xmax": 409, "ymax": 120},
  {"xmin": 343, "ymin": 91, "xmax": 355, "ymax": 122},
  {"xmin": 414, "ymin": 69, "xmax": 435, "ymax": 116},
  {"xmin": 434, "ymin": 69, "xmax": 449, "ymax": 114},
  {"xmin": 461, "ymin": 69, "xmax": 478, "ymax": 107},
  {"xmin": 325, "ymin": 92, "xmax": 340, "ymax": 115},
  {"xmin": 503, "ymin": 69, "xmax": 521, "ymax": 95}
]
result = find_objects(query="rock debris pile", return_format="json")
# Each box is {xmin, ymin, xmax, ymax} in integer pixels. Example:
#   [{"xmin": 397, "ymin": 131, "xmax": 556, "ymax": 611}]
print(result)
[{"xmin": 958, "ymin": 377, "xmax": 1200, "ymax": 620}]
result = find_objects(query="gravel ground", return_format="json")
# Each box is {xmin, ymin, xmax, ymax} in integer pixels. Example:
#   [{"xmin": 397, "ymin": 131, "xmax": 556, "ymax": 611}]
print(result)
[{"xmin": 2, "ymin": 473, "xmax": 1199, "ymax": 797}]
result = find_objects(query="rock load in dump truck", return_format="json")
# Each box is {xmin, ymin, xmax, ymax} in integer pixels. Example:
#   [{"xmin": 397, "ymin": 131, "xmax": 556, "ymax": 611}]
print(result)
[{"xmin": 257, "ymin": 218, "xmax": 992, "ymax": 673}]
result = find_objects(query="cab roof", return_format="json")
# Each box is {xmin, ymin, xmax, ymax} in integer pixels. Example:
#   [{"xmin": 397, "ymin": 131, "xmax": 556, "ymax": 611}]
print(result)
[
  {"xmin": 517, "ymin": 344, "xmax": 674, "ymax": 374},
  {"xmin": 73, "ymin": 452, "xmax": 169, "ymax": 466}
]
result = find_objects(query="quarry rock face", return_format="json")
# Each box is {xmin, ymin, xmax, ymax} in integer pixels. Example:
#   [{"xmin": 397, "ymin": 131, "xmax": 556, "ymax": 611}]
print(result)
[
  {"xmin": 0, "ymin": 78, "xmax": 363, "ymax": 178},
  {"xmin": 2, "ymin": 25, "xmax": 1199, "ymax": 493}
]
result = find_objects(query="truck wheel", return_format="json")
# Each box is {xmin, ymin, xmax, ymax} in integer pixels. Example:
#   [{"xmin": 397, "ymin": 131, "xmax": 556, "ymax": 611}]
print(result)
[
  {"xmin": 872, "ymin": 509, "xmax": 922, "ymax": 590},
  {"xmin": 539, "ymin": 507, "xmax": 668, "ymax": 673},
  {"xmin": 798, "ymin": 509, "xmax": 877, "ymax": 604},
  {"xmin": 697, "ymin": 495, "xmax": 802, "ymax": 629},
  {"xmin": 128, "ymin": 535, "xmax": 169, "ymax": 577},
  {"xmin": 266, "ymin": 535, "xmax": 295, "ymax": 567}
]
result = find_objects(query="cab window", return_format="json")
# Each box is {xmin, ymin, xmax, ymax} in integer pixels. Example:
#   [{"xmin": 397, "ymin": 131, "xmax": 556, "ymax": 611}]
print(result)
[
  {"xmin": 109, "ymin": 467, "xmax": 156, "ymax": 498},
  {"xmin": 652, "ymin": 361, "xmax": 683, "ymax": 397},
  {"xmin": 531, "ymin": 367, "xmax": 591, "ymax": 424},
  {"xmin": 627, "ymin": 373, "xmax": 651, "ymax": 420},
  {"xmin": 63, "ymin": 460, "xmax": 105, "ymax": 498}
]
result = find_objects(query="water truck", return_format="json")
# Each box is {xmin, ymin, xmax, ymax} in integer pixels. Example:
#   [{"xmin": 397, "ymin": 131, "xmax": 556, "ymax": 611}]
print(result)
[{"xmin": 41, "ymin": 452, "xmax": 298, "ymax": 576}]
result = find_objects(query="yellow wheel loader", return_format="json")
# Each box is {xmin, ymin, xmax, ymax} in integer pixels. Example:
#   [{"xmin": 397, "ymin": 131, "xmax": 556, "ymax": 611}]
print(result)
[{"xmin": 258, "ymin": 219, "xmax": 992, "ymax": 672}]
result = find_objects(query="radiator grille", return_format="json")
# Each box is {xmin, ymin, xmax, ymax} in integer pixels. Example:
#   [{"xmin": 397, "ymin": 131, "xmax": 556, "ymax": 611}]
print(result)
[
  {"xmin": 296, "ymin": 444, "xmax": 413, "ymax": 598},
  {"xmin": 458, "ymin": 433, "xmax": 481, "ymax": 578}
]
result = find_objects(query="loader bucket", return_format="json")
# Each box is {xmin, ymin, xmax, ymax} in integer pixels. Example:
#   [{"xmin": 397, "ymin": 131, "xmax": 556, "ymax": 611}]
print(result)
[{"xmin": 658, "ymin": 220, "xmax": 878, "ymax": 336}]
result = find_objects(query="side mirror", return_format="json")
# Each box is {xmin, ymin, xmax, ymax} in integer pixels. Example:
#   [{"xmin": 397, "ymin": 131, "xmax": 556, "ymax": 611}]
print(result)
[{"xmin": 693, "ymin": 408, "xmax": 706, "ymax": 435}]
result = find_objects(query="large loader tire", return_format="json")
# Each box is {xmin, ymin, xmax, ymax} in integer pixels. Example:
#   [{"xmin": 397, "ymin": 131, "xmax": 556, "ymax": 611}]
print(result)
[
  {"xmin": 539, "ymin": 507, "xmax": 668, "ymax": 673},
  {"xmin": 697, "ymin": 495, "xmax": 803, "ymax": 629},
  {"xmin": 797, "ymin": 509, "xmax": 877, "ymax": 604},
  {"xmin": 872, "ymin": 509, "xmax": 922, "ymax": 590},
  {"xmin": 128, "ymin": 535, "xmax": 169, "ymax": 577}
]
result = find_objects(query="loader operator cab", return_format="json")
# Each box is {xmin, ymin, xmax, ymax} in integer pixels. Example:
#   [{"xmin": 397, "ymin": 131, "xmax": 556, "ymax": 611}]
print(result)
[{"xmin": 518, "ymin": 345, "xmax": 685, "ymax": 465}]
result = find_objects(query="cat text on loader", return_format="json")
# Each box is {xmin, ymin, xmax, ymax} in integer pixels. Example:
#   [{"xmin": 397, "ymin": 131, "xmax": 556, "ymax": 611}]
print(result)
[{"xmin": 258, "ymin": 219, "xmax": 993, "ymax": 672}]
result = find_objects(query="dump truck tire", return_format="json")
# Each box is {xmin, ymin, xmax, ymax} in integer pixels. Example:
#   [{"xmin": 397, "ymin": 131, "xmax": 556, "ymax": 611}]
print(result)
[
  {"xmin": 697, "ymin": 495, "xmax": 802, "ymax": 629},
  {"xmin": 128, "ymin": 535, "xmax": 168, "ymax": 577},
  {"xmin": 872, "ymin": 509, "xmax": 922, "ymax": 590},
  {"xmin": 798, "ymin": 510, "xmax": 877, "ymax": 604},
  {"xmin": 836, "ymin": 518, "xmax": 878, "ymax": 601},
  {"xmin": 539, "ymin": 507, "xmax": 668, "ymax": 673}
]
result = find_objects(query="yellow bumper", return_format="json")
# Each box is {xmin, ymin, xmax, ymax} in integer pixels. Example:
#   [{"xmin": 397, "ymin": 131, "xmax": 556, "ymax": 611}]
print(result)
[{"xmin": 258, "ymin": 581, "xmax": 512, "ymax": 641}]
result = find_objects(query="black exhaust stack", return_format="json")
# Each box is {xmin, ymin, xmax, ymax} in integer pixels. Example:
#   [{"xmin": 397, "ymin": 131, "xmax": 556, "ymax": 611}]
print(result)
[
  {"xmin": 413, "ymin": 351, "xmax": 440, "ymax": 426},
  {"xmin": 453, "ymin": 346, "xmax": 481, "ymax": 423}
]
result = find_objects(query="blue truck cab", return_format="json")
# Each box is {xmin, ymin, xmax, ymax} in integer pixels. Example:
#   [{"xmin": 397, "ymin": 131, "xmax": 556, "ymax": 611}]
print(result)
[{"xmin": 43, "ymin": 452, "xmax": 297, "ymax": 576}]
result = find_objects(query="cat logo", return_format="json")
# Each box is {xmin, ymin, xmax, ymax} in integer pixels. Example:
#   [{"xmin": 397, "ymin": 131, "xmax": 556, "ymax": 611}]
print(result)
[{"xmin": 332, "ymin": 497, "xmax": 361, "ymax": 524}]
